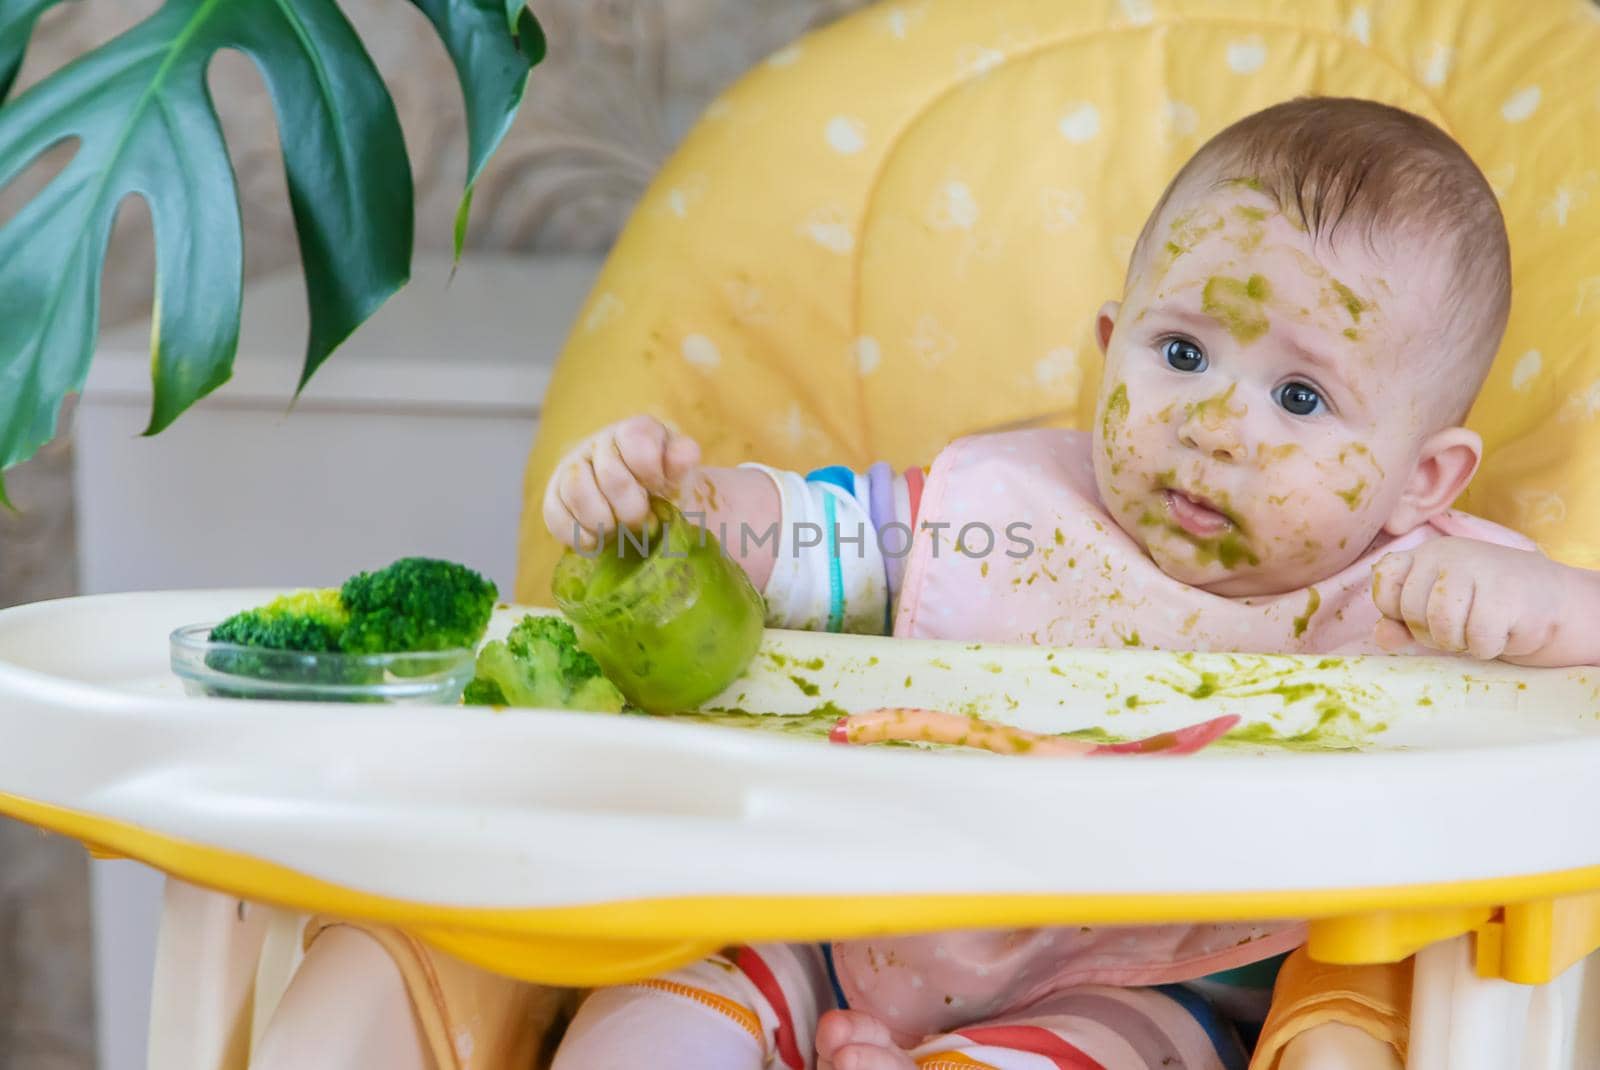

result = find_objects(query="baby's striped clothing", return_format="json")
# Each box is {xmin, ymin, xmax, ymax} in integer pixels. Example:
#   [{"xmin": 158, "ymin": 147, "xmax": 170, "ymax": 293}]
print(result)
[
  {"xmin": 550, "ymin": 940, "xmax": 1273, "ymax": 1068},
  {"xmin": 552, "ymin": 942, "xmax": 1276, "ymax": 1069}
]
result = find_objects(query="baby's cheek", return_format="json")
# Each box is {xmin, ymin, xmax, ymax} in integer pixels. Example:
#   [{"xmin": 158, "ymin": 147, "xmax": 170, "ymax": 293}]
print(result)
[
  {"xmin": 1096, "ymin": 380, "xmax": 1132, "ymax": 472},
  {"xmin": 1099, "ymin": 380, "xmax": 1169, "ymax": 481},
  {"xmin": 1268, "ymin": 483, "xmax": 1372, "ymax": 563},
  {"xmin": 1246, "ymin": 459, "xmax": 1350, "ymax": 557},
  {"xmin": 1311, "ymin": 443, "xmax": 1387, "ymax": 514}
]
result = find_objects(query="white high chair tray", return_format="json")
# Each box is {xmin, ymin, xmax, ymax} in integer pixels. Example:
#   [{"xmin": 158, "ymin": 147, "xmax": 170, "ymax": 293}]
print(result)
[{"xmin": 1, "ymin": 590, "xmax": 1598, "ymax": 912}]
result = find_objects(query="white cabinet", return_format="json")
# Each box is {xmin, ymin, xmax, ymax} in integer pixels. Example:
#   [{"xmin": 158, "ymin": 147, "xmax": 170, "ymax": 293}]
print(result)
[{"xmin": 72, "ymin": 253, "xmax": 600, "ymax": 1070}]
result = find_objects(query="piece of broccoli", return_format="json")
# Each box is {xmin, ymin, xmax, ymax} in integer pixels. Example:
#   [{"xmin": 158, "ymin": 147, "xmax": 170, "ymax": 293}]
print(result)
[
  {"xmin": 205, "ymin": 589, "xmax": 364, "ymax": 692},
  {"xmin": 461, "ymin": 614, "xmax": 626, "ymax": 712},
  {"xmin": 204, "ymin": 558, "xmax": 497, "ymax": 698},
  {"xmin": 209, "ymin": 589, "xmax": 350, "ymax": 651},
  {"xmin": 460, "ymin": 676, "xmax": 508, "ymax": 706},
  {"xmin": 210, "ymin": 559, "xmax": 496, "ymax": 656},
  {"xmin": 338, "ymin": 557, "xmax": 499, "ymax": 654}
]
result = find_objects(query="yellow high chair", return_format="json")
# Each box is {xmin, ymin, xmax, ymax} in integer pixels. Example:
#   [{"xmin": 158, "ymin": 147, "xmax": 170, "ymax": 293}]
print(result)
[
  {"xmin": 1, "ymin": 1, "xmax": 1598, "ymax": 1069},
  {"xmin": 514, "ymin": 0, "xmax": 1600, "ymax": 1062}
]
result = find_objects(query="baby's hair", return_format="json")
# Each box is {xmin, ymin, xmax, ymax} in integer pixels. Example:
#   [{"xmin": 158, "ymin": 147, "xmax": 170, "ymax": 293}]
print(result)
[{"xmin": 1130, "ymin": 97, "xmax": 1511, "ymax": 424}]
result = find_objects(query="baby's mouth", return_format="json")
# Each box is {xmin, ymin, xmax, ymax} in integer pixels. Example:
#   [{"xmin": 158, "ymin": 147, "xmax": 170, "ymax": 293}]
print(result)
[{"xmin": 1162, "ymin": 488, "xmax": 1233, "ymax": 539}]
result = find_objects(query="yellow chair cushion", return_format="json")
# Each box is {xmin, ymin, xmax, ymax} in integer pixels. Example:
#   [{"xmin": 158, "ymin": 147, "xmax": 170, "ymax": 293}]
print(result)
[{"xmin": 516, "ymin": 0, "xmax": 1600, "ymax": 602}]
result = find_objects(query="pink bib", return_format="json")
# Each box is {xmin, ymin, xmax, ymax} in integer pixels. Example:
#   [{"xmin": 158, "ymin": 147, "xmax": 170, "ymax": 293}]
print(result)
[
  {"xmin": 893, "ymin": 429, "xmax": 1534, "ymax": 651},
  {"xmin": 833, "ymin": 428, "xmax": 1535, "ymax": 1041}
]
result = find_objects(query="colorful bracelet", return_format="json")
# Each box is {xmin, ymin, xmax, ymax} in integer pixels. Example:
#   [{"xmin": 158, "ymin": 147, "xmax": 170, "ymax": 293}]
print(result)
[
  {"xmin": 806, "ymin": 466, "xmax": 855, "ymax": 632},
  {"xmin": 906, "ymin": 465, "xmax": 926, "ymax": 530},
  {"xmin": 821, "ymin": 490, "xmax": 844, "ymax": 633},
  {"xmin": 866, "ymin": 462, "xmax": 895, "ymax": 633},
  {"xmin": 806, "ymin": 465, "xmax": 855, "ymax": 498}
]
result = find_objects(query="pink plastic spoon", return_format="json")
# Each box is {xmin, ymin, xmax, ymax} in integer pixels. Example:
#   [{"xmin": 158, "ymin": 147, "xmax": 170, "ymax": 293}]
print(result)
[{"xmin": 829, "ymin": 707, "xmax": 1240, "ymax": 757}]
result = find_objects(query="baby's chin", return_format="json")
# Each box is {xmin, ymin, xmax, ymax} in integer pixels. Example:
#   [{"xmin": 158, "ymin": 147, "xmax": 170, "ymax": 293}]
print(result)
[
  {"xmin": 1143, "ymin": 538, "xmax": 1248, "ymax": 591},
  {"xmin": 1162, "ymin": 553, "xmax": 1356, "ymax": 601},
  {"xmin": 1137, "ymin": 525, "xmax": 1305, "ymax": 598}
]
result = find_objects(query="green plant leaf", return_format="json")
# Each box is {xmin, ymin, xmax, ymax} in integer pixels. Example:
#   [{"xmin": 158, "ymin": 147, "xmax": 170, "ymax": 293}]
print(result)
[
  {"xmin": 408, "ymin": 0, "xmax": 543, "ymax": 258},
  {"xmin": 0, "ymin": 0, "xmax": 543, "ymax": 495},
  {"xmin": 0, "ymin": 0, "xmax": 68, "ymax": 101},
  {"xmin": 0, "ymin": 0, "xmax": 410, "ymax": 483}
]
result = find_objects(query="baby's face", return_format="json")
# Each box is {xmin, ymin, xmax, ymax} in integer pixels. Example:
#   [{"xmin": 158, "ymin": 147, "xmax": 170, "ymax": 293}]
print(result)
[{"xmin": 1092, "ymin": 181, "xmax": 1453, "ymax": 597}]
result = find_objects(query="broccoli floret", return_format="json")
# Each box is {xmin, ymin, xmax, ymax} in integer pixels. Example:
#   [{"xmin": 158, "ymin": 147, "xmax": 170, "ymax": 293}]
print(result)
[
  {"xmin": 203, "ymin": 558, "xmax": 496, "ymax": 699},
  {"xmin": 205, "ymin": 589, "xmax": 374, "ymax": 694},
  {"xmin": 210, "ymin": 589, "xmax": 349, "ymax": 651},
  {"xmin": 461, "ymin": 614, "xmax": 626, "ymax": 712},
  {"xmin": 338, "ymin": 557, "xmax": 498, "ymax": 654},
  {"xmin": 461, "ymin": 677, "xmax": 508, "ymax": 706},
  {"xmin": 208, "ymin": 559, "xmax": 496, "ymax": 656}
]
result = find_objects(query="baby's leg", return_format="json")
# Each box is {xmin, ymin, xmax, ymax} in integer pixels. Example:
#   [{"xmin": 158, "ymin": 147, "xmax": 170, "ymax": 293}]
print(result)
[
  {"xmin": 250, "ymin": 925, "xmax": 431, "ymax": 1070},
  {"xmin": 553, "ymin": 943, "xmax": 834, "ymax": 1070},
  {"xmin": 1248, "ymin": 950, "xmax": 1410, "ymax": 1070},
  {"xmin": 821, "ymin": 984, "xmax": 1247, "ymax": 1069},
  {"xmin": 1277, "ymin": 1023, "xmax": 1402, "ymax": 1070}
]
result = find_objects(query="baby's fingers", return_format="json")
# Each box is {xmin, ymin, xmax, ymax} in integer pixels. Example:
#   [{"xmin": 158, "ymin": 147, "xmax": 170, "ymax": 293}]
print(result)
[
  {"xmin": 542, "ymin": 457, "xmax": 598, "ymax": 549},
  {"xmin": 1373, "ymin": 550, "xmax": 1464, "ymax": 653},
  {"xmin": 1418, "ymin": 570, "xmax": 1473, "ymax": 653},
  {"xmin": 1371, "ymin": 551, "xmax": 1414, "ymax": 624},
  {"xmin": 591, "ymin": 441, "xmax": 653, "ymax": 530},
  {"xmin": 603, "ymin": 416, "xmax": 668, "ymax": 492},
  {"xmin": 541, "ymin": 476, "xmax": 581, "ymax": 547},
  {"xmin": 1374, "ymin": 618, "xmax": 1412, "ymax": 652},
  {"xmin": 1464, "ymin": 600, "xmax": 1512, "ymax": 661},
  {"xmin": 1398, "ymin": 556, "xmax": 1445, "ymax": 647},
  {"xmin": 556, "ymin": 458, "xmax": 616, "ymax": 549},
  {"xmin": 662, "ymin": 432, "xmax": 702, "ymax": 488}
]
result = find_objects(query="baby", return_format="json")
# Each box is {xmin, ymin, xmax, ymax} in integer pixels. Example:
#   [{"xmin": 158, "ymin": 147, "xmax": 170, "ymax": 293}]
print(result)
[{"xmin": 542, "ymin": 98, "xmax": 1597, "ymax": 1070}]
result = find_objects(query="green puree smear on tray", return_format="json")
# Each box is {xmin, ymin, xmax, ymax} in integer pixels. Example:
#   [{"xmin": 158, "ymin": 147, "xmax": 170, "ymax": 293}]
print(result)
[
  {"xmin": 650, "ymin": 647, "xmax": 1394, "ymax": 753},
  {"xmin": 527, "ymin": 621, "xmax": 1395, "ymax": 753}
]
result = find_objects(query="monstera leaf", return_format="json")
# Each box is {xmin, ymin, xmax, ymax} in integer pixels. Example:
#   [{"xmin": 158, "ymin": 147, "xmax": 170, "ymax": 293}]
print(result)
[
  {"xmin": 0, "ymin": 0, "xmax": 59, "ymax": 99},
  {"xmin": 0, "ymin": 0, "xmax": 544, "ymax": 501}
]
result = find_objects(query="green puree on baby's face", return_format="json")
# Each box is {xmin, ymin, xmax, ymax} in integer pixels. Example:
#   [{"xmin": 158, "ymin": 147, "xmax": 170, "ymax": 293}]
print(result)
[{"xmin": 1202, "ymin": 273, "xmax": 1272, "ymax": 344}]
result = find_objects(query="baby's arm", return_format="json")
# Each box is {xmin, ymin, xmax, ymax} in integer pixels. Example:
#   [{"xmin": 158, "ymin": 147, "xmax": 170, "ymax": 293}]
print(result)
[
  {"xmin": 1372, "ymin": 538, "xmax": 1600, "ymax": 667},
  {"xmin": 544, "ymin": 416, "xmax": 920, "ymax": 633}
]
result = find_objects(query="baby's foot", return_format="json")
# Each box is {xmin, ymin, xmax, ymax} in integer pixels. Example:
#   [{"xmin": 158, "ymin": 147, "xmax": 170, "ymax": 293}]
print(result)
[{"xmin": 815, "ymin": 1010, "xmax": 916, "ymax": 1070}]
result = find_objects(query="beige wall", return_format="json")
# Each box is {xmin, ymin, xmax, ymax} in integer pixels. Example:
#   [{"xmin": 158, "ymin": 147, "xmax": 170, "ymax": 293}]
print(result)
[{"xmin": 0, "ymin": 1, "xmax": 867, "ymax": 1065}]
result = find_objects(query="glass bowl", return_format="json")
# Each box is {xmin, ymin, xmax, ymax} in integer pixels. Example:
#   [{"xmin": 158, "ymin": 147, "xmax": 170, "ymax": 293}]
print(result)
[{"xmin": 170, "ymin": 624, "xmax": 476, "ymax": 704}]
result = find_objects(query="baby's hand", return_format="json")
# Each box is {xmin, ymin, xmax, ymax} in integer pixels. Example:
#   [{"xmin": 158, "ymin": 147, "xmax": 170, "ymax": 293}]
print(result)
[
  {"xmin": 543, "ymin": 416, "xmax": 701, "ymax": 550},
  {"xmin": 1371, "ymin": 537, "xmax": 1600, "ymax": 666}
]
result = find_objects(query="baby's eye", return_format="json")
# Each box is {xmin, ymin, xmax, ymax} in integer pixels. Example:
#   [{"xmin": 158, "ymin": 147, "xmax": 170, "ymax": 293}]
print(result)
[
  {"xmin": 1162, "ymin": 338, "xmax": 1206, "ymax": 373},
  {"xmin": 1276, "ymin": 381, "xmax": 1324, "ymax": 416}
]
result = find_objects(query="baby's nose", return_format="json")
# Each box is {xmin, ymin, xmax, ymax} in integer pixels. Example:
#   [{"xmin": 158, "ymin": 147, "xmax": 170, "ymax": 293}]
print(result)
[{"xmin": 1178, "ymin": 409, "xmax": 1246, "ymax": 463}]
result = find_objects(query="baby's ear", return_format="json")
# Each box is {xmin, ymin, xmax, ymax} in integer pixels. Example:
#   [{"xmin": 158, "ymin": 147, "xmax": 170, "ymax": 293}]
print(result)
[
  {"xmin": 1095, "ymin": 301, "xmax": 1120, "ymax": 355},
  {"xmin": 1383, "ymin": 427, "xmax": 1482, "ymax": 535}
]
